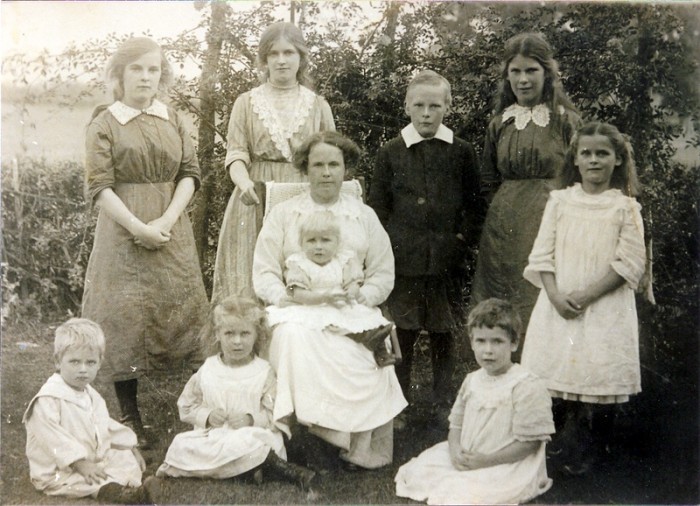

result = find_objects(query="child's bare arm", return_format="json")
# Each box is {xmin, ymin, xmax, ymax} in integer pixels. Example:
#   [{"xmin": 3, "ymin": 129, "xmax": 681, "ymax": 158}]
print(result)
[
  {"xmin": 568, "ymin": 268, "xmax": 625, "ymax": 309},
  {"xmin": 290, "ymin": 286, "xmax": 349, "ymax": 307},
  {"xmin": 448, "ymin": 428, "xmax": 469, "ymax": 470},
  {"xmin": 460, "ymin": 440, "xmax": 541, "ymax": 470},
  {"xmin": 541, "ymin": 272, "xmax": 583, "ymax": 319}
]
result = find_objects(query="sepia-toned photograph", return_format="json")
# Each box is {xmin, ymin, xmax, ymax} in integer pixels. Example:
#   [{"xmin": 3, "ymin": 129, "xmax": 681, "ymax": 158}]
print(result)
[{"xmin": 2, "ymin": 1, "xmax": 698, "ymax": 504}]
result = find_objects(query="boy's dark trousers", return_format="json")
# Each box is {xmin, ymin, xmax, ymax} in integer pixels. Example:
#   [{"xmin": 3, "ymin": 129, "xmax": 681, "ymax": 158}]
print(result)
[{"xmin": 394, "ymin": 327, "xmax": 455, "ymax": 405}]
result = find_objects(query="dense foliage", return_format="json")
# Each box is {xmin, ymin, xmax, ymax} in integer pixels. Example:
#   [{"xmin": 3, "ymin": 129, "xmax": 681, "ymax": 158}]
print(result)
[{"xmin": 2, "ymin": 1, "xmax": 698, "ymax": 377}]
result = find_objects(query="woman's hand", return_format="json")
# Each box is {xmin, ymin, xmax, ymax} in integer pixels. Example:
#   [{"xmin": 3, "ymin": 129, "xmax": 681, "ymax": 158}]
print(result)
[
  {"xmin": 72, "ymin": 459, "xmax": 107, "ymax": 484},
  {"xmin": 147, "ymin": 215, "xmax": 177, "ymax": 237},
  {"xmin": 345, "ymin": 282, "xmax": 360, "ymax": 302},
  {"xmin": 238, "ymin": 180, "xmax": 260, "ymax": 206},
  {"xmin": 549, "ymin": 292, "xmax": 583, "ymax": 319},
  {"xmin": 133, "ymin": 223, "xmax": 170, "ymax": 250},
  {"xmin": 207, "ymin": 408, "xmax": 227, "ymax": 428}
]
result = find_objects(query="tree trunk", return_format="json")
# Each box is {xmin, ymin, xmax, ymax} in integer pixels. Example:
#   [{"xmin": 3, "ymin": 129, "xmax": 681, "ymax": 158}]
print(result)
[{"xmin": 191, "ymin": 1, "xmax": 227, "ymax": 280}]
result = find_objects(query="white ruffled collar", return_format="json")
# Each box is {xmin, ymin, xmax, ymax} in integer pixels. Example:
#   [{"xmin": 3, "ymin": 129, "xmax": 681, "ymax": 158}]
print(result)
[
  {"xmin": 250, "ymin": 84, "xmax": 316, "ymax": 162},
  {"xmin": 108, "ymin": 99, "xmax": 169, "ymax": 125},
  {"xmin": 570, "ymin": 183, "xmax": 624, "ymax": 205},
  {"xmin": 502, "ymin": 103, "xmax": 559, "ymax": 130}
]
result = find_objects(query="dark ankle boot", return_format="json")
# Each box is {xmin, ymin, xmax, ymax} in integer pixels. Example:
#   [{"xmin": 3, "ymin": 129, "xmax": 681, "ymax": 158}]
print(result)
[
  {"xmin": 96, "ymin": 479, "xmax": 157, "ymax": 505},
  {"xmin": 262, "ymin": 451, "xmax": 316, "ymax": 490}
]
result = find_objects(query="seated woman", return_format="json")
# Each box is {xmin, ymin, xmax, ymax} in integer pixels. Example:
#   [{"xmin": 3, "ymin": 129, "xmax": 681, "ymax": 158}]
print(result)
[{"xmin": 253, "ymin": 131, "xmax": 407, "ymax": 470}]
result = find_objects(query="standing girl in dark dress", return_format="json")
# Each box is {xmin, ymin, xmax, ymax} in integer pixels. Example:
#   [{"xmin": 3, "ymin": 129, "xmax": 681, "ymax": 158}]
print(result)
[
  {"xmin": 83, "ymin": 37, "xmax": 208, "ymax": 447},
  {"xmin": 471, "ymin": 33, "xmax": 580, "ymax": 341}
]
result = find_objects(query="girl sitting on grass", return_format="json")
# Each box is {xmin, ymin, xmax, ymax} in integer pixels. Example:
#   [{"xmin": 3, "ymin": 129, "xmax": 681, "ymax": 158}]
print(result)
[
  {"xmin": 156, "ymin": 296, "xmax": 316, "ymax": 492},
  {"xmin": 395, "ymin": 298, "xmax": 555, "ymax": 505}
]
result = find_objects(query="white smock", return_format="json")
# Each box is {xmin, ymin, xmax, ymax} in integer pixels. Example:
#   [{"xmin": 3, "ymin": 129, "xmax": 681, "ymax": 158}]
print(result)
[
  {"xmin": 395, "ymin": 365, "xmax": 554, "ymax": 505},
  {"xmin": 157, "ymin": 355, "xmax": 287, "ymax": 479}
]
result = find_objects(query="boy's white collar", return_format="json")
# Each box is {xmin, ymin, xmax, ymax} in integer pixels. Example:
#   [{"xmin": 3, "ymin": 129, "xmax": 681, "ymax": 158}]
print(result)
[
  {"xmin": 401, "ymin": 123, "xmax": 454, "ymax": 147},
  {"xmin": 108, "ymin": 99, "xmax": 169, "ymax": 125}
]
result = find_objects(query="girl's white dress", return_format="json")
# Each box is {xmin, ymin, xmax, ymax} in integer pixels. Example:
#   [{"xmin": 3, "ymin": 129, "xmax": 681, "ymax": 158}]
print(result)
[
  {"xmin": 395, "ymin": 364, "xmax": 555, "ymax": 505},
  {"xmin": 521, "ymin": 184, "xmax": 646, "ymax": 401},
  {"xmin": 266, "ymin": 251, "xmax": 391, "ymax": 333},
  {"xmin": 156, "ymin": 355, "xmax": 288, "ymax": 479}
]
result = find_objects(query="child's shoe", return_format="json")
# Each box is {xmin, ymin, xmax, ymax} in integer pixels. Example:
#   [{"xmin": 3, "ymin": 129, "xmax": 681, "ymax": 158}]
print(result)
[
  {"xmin": 373, "ymin": 342, "xmax": 396, "ymax": 367},
  {"xmin": 96, "ymin": 477, "xmax": 162, "ymax": 504},
  {"xmin": 262, "ymin": 451, "xmax": 317, "ymax": 491},
  {"xmin": 364, "ymin": 324, "xmax": 395, "ymax": 367}
]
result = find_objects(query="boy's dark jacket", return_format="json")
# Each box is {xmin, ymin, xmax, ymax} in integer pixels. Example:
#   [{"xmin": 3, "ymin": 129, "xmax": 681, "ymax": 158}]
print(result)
[{"xmin": 368, "ymin": 134, "xmax": 485, "ymax": 277}]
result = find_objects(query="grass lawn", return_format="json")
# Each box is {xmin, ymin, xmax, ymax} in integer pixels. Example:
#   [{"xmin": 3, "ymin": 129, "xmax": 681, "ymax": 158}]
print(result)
[{"xmin": 1, "ymin": 319, "xmax": 698, "ymax": 504}]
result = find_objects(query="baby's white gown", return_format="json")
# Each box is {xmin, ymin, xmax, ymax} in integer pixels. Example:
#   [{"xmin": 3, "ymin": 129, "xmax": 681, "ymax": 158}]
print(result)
[{"xmin": 266, "ymin": 251, "xmax": 390, "ymax": 333}]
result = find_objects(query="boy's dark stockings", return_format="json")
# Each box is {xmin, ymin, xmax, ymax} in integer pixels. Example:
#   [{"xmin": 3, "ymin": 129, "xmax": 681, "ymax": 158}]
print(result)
[
  {"xmin": 114, "ymin": 379, "xmax": 151, "ymax": 449},
  {"xmin": 395, "ymin": 329, "xmax": 455, "ymax": 406}
]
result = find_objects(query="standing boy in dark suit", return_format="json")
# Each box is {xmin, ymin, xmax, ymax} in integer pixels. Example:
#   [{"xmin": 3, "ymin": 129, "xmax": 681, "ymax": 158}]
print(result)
[{"xmin": 369, "ymin": 70, "xmax": 484, "ymax": 426}]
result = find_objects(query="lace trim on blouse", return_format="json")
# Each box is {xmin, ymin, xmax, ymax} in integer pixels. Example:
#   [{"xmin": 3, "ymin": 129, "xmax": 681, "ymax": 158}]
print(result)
[
  {"xmin": 250, "ymin": 85, "xmax": 316, "ymax": 162},
  {"xmin": 459, "ymin": 366, "xmax": 531, "ymax": 409},
  {"xmin": 293, "ymin": 192, "xmax": 364, "ymax": 221},
  {"xmin": 108, "ymin": 99, "xmax": 169, "ymax": 125},
  {"xmin": 502, "ymin": 103, "xmax": 566, "ymax": 130}
]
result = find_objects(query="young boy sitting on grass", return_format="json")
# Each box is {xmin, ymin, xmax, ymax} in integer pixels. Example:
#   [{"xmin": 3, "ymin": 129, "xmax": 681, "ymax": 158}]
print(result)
[{"xmin": 23, "ymin": 318, "xmax": 161, "ymax": 504}]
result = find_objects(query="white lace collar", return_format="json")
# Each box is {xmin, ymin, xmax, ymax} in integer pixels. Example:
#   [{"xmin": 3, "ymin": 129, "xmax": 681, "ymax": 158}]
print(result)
[
  {"xmin": 401, "ymin": 123, "xmax": 454, "ymax": 147},
  {"xmin": 502, "ymin": 103, "xmax": 554, "ymax": 130},
  {"xmin": 250, "ymin": 84, "xmax": 316, "ymax": 162},
  {"xmin": 294, "ymin": 192, "xmax": 363, "ymax": 220},
  {"xmin": 108, "ymin": 99, "xmax": 169, "ymax": 125}
]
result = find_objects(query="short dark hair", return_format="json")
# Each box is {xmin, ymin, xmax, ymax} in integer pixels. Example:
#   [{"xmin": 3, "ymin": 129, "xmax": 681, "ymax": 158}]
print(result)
[
  {"xmin": 292, "ymin": 131, "xmax": 361, "ymax": 175},
  {"xmin": 467, "ymin": 298, "xmax": 522, "ymax": 343}
]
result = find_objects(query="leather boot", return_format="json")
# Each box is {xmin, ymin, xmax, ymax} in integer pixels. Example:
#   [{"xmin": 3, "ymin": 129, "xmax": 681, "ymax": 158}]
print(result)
[
  {"xmin": 96, "ymin": 476, "xmax": 161, "ymax": 505},
  {"xmin": 262, "ymin": 451, "xmax": 316, "ymax": 490}
]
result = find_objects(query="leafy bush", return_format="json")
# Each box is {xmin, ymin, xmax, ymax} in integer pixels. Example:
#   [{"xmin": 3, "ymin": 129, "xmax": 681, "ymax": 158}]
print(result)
[
  {"xmin": 1, "ymin": 158, "xmax": 95, "ymax": 324},
  {"xmin": 2, "ymin": 2, "xmax": 697, "ymax": 380}
]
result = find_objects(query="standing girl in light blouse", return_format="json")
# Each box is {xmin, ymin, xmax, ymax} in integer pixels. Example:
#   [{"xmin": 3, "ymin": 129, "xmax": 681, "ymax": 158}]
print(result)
[
  {"xmin": 471, "ymin": 32, "xmax": 580, "ymax": 340},
  {"xmin": 212, "ymin": 22, "xmax": 335, "ymax": 302},
  {"xmin": 83, "ymin": 37, "xmax": 208, "ymax": 448}
]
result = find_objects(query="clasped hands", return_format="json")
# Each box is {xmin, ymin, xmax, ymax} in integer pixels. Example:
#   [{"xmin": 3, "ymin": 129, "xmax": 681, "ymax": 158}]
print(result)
[
  {"xmin": 550, "ymin": 289, "xmax": 592, "ymax": 319},
  {"xmin": 279, "ymin": 284, "xmax": 364, "ymax": 308},
  {"xmin": 207, "ymin": 408, "xmax": 253, "ymax": 429},
  {"xmin": 450, "ymin": 448, "xmax": 489, "ymax": 471},
  {"xmin": 133, "ymin": 216, "xmax": 174, "ymax": 250}
]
